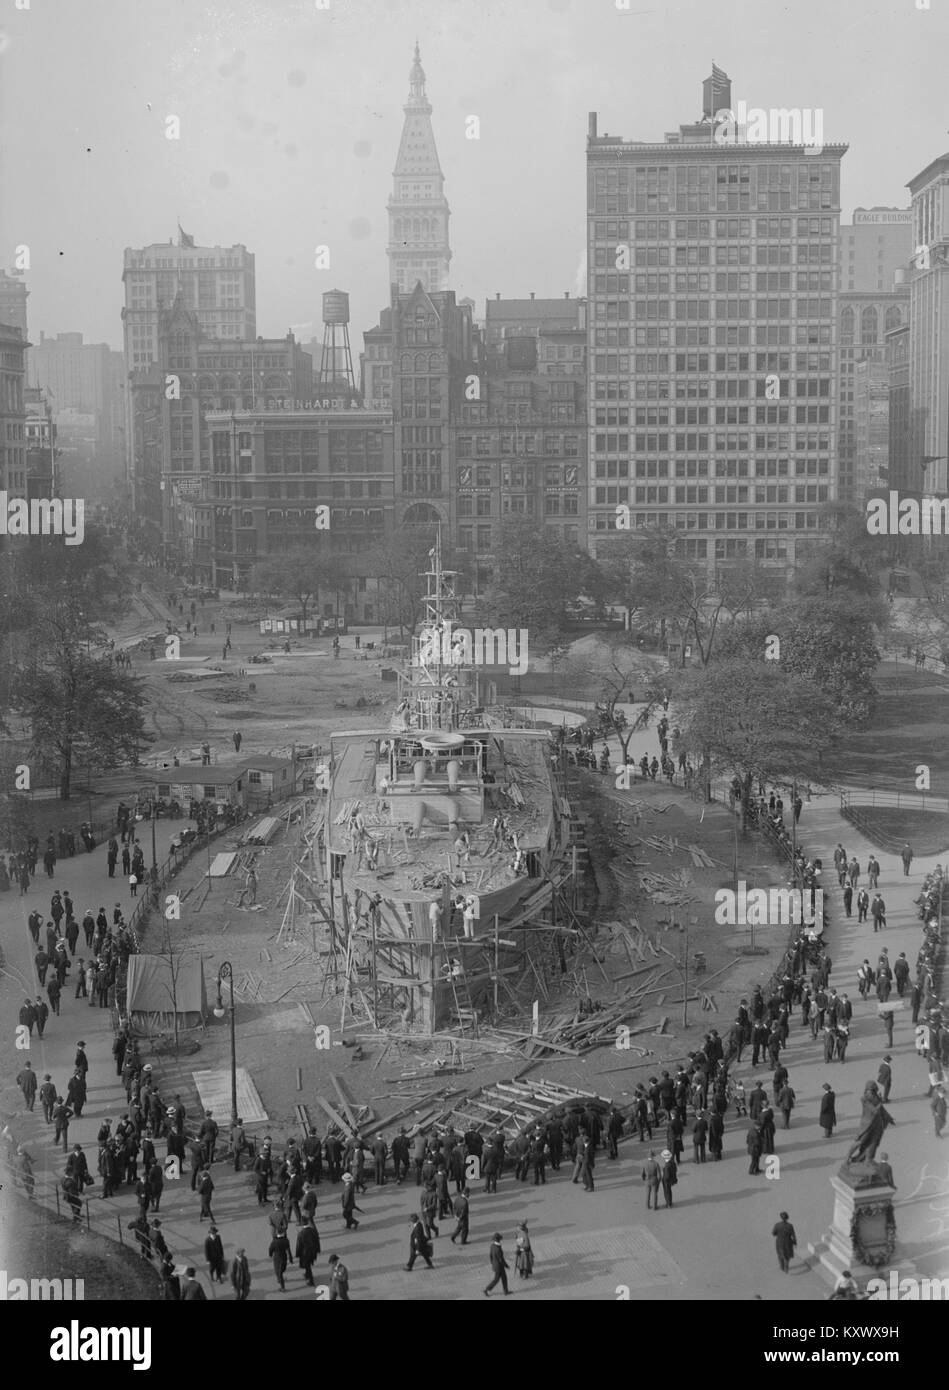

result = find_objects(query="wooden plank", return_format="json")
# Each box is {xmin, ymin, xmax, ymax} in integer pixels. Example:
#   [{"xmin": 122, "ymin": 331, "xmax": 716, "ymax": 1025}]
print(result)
[{"xmin": 313, "ymin": 1094, "xmax": 357, "ymax": 1137}]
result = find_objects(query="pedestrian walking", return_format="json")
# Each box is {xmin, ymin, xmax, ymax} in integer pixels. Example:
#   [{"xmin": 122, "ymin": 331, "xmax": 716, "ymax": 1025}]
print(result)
[
  {"xmin": 39, "ymin": 1073, "xmax": 57, "ymax": 1123},
  {"xmin": 856, "ymin": 889, "xmax": 869, "ymax": 923},
  {"xmin": 450, "ymin": 1187, "xmax": 470, "ymax": 1244},
  {"xmin": 772, "ymin": 1211, "xmax": 797, "ymax": 1272},
  {"xmin": 269, "ymin": 1231, "xmax": 292, "ymax": 1291},
  {"xmin": 341, "ymin": 1172, "xmax": 360, "ymax": 1230},
  {"xmin": 747, "ymin": 1123, "xmax": 763, "ymax": 1174},
  {"xmin": 871, "ymin": 894, "xmax": 886, "ymax": 931},
  {"xmin": 881, "ymin": 1008, "xmax": 895, "ymax": 1048},
  {"xmin": 204, "ymin": 1225, "xmax": 226, "ymax": 1283},
  {"xmin": 484, "ymin": 1232, "xmax": 510, "ymax": 1296},
  {"xmin": 901, "ymin": 842, "xmax": 914, "ymax": 876},
  {"xmin": 641, "ymin": 1150, "xmax": 661, "ymax": 1207},
  {"xmin": 296, "ymin": 1218, "xmax": 321, "ymax": 1286},
  {"xmin": 932, "ymin": 1086, "xmax": 947, "ymax": 1138},
  {"xmin": 692, "ymin": 1112, "xmax": 708, "ymax": 1162},
  {"xmin": 405, "ymin": 1213, "xmax": 434, "ymax": 1271},
  {"xmin": 819, "ymin": 1083, "xmax": 836, "ymax": 1137},
  {"xmin": 197, "ymin": 1168, "xmax": 215, "ymax": 1222},
  {"xmin": 230, "ymin": 1248, "xmax": 251, "ymax": 1300},
  {"xmin": 16, "ymin": 1061, "xmax": 37, "ymax": 1110},
  {"xmin": 328, "ymin": 1253, "xmax": 350, "ymax": 1300},
  {"xmin": 878, "ymin": 1055, "xmax": 893, "ymax": 1104},
  {"xmin": 842, "ymin": 883, "xmax": 853, "ymax": 917}
]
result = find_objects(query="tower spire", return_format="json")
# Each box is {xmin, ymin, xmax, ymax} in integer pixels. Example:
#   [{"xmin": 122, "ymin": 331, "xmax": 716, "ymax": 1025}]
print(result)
[{"xmin": 387, "ymin": 42, "xmax": 452, "ymax": 294}]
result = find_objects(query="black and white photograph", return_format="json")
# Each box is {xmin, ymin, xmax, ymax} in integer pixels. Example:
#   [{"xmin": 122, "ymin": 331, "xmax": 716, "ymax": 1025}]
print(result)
[{"xmin": 0, "ymin": 0, "xmax": 947, "ymax": 1348}]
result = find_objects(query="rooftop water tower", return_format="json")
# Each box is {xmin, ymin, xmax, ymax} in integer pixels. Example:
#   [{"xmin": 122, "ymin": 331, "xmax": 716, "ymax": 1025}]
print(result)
[{"xmin": 317, "ymin": 289, "xmax": 356, "ymax": 393}]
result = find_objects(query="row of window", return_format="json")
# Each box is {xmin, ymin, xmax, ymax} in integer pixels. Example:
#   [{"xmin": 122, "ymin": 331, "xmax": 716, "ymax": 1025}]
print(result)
[
  {"xmin": 591, "ymin": 217, "xmax": 836, "ymax": 240},
  {"xmin": 594, "ymin": 485, "xmax": 830, "ymax": 506},
  {"xmin": 593, "ymin": 325, "xmax": 833, "ymax": 357},
  {"xmin": 457, "ymin": 434, "xmax": 581, "ymax": 457},
  {"xmin": 593, "ymin": 510, "xmax": 821, "ymax": 533}
]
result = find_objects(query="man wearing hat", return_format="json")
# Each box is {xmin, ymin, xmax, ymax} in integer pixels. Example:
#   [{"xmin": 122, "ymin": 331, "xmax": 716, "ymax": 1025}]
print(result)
[
  {"xmin": 230, "ymin": 1247, "xmax": 251, "ymax": 1301},
  {"xmin": 39, "ymin": 1073, "xmax": 57, "ymax": 1124},
  {"xmin": 199, "ymin": 1109, "xmax": 219, "ymax": 1167},
  {"xmin": 204, "ymin": 1224, "xmax": 226, "ymax": 1282},
  {"xmin": 341, "ymin": 1172, "xmax": 360, "ymax": 1230},
  {"xmin": 180, "ymin": 1267, "xmax": 207, "ymax": 1300},
  {"xmin": 405, "ymin": 1212, "xmax": 434, "ymax": 1270},
  {"xmin": 74, "ymin": 1042, "xmax": 89, "ymax": 1078},
  {"xmin": 875, "ymin": 1152, "xmax": 895, "ymax": 1188},
  {"xmin": 484, "ymin": 1232, "xmax": 510, "ymax": 1296},
  {"xmin": 150, "ymin": 1219, "xmax": 170, "ymax": 1264},
  {"xmin": 659, "ymin": 1149, "xmax": 678, "ymax": 1208},
  {"xmin": 772, "ymin": 1211, "xmax": 797, "ymax": 1273},
  {"xmin": 328, "ymin": 1252, "xmax": 350, "ymax": 1300},
  {"xmin": 295, "ymin": 1217, "xmax": 321, "ymax": 1286},
  {"xmin": 877, "ymin": 1054, "xmax": 893, "ymax": 1103},
  {"xmin": 197, "ymin": 1167, "xmax": 215, "ymax": 1222}
]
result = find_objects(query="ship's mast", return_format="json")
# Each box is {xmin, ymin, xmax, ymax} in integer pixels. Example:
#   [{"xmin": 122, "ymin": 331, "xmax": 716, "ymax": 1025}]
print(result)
[{"xmin": 408, "ymin": 528, "xmax": 467, "ymax": 731}]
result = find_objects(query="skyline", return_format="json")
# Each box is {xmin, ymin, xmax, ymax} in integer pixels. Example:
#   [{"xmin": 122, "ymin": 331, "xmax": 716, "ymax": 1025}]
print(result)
[{"xmin": 2, "ymin": 0, "xmax": 948, "ymax": 350}]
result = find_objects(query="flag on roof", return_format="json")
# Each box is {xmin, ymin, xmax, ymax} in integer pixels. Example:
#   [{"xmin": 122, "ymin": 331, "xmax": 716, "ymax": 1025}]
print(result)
[{"xmin": 177, "ymin": 225, "xmax": 195, "ymax": 249}]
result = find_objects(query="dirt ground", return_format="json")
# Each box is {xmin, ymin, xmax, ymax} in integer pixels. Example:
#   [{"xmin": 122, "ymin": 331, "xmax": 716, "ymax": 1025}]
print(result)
[{"xmin": 18, "ymin": 564, "xmax": 809, "ymax": 1135}]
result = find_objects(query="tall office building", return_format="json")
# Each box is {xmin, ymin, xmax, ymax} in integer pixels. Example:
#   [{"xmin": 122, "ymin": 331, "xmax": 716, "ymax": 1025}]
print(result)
[
  {"xmin": 840, "ymin": 209, "xmax": 913, "ymax": 292},
  {"xmin": 586, "ymin": 69, "xmax": 847, "ymax": 576},
  {"xmin": 387, "ymin": 44, "xmax": 452, "ymax": 295},
  {"xmin": 122, "ymin": 236, "xmax": 256, "ymax": 369},
  {"xmin": 0, "ymin": 324, "xmax": 28, "ymax": 501},
  {"xmin": 28, "ymin": 331, "xmax": 125, "ymax": 496},
  {"xmin": 0, "ymin": 269, "xmax": 29, "ymax": 337},
  {"xmin": 837, "ymin": 281, "xmax": 908, "ymax": 500},
  {"xmin": 907, "ymin": 154, "xmax": 949, "ymax": 497},
  {"xmin": 123, "ymin": 234, "xmax": 256, "ymax": 515}
]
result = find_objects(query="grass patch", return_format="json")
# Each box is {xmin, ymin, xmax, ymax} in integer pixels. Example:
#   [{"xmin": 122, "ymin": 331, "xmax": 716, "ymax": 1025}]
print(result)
[
  {"xmin": 843, "ymin": 664, "xmax": 949, "ymax": 796},
  {"xmin": 841, "ymin": 805, "xmax": 949, "ymax": 856}
]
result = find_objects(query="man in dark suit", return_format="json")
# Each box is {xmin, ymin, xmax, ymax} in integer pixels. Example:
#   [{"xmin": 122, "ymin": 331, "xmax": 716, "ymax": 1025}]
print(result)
[
  {"xmin": 772, "ymin": 1211, "xmax": 797, "ymax": 1272},
  {"xmin": 819, "ymin": 1083, "xmax": 836, "ymax": 1137},
  {"xmin": 405, "ymin": 1213, "xmax": 434, "ymax": 1271},
  {"xmin": 484, "ymin": 1233, "xmax": 510, "ymax": 1296},
  {"xmin": 180, "ymin": 1267, "xmax": 207, "ymax": 1300},
  {"xmin": 748, "ymin": 1082, "xmax": 768, "ymax": 1122},
  {"xmin": 74, "ymin": 1043, "xmax": 89, "ymax": 1078},
  {"xmin": 877, "ymin": 1055, "xmax": 893, "ymax": 1103}
]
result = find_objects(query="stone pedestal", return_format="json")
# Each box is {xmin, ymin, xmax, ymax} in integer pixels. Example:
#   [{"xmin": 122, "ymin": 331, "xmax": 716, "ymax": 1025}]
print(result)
[{"xmin": 808, "ymin": 1164, "xmax": 904, "ymax": 1283}]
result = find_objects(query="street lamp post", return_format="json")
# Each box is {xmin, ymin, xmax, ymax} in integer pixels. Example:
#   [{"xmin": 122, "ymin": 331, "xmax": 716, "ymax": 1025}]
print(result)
[
  {"xmin": 139, "ymin": 785, "xmax": 159, "ymax": 903},
  {"xmin": 213, "ymin": 961, "xmax": 238, "ymax": 1130}
]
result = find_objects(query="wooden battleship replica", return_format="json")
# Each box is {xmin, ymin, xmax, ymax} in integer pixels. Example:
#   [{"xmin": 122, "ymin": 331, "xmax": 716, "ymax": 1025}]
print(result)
[{"xmin": 322, "ymin": 535, "xmax": 578, "ymax": 1035}]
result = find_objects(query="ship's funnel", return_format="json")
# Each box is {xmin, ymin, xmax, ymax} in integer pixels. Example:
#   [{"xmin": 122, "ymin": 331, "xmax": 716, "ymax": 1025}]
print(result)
[{"xmin": 413, "ymin": 758, "xmax": 429, "ymax": 789}]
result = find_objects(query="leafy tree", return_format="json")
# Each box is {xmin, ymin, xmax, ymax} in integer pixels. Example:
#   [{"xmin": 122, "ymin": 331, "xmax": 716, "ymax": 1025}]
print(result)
[
  {"xmin": 252, "ymin": 546, "xmax": 348, "ymax": 630},
  {"xmin": 716, "ymin": 592, "xmax": 884, "ymax": 725},
  {"xmin": 672, "ymin": 659, "xmax": 845, "ymax": 816},
  {"xmin": 361, "ymin": 528, "xmax": 438, "ymax": 639},
  {"xmin": 14, "ymin": 607, "xmax": 152, "ymax": 799},
  {"xmin": 794, "ymin": 503, "xmax": 882, "ymax": 598},
  {"xmin": 606, "ymin": 529, "xmax": 789, "ymax": 662},
  {"xmin": 561, "ymin": 643, "xmax": 661, "ymax": 765},
  {"xmin": 477, "ymin": 517, "xmax": 605, "ymax": 649}
]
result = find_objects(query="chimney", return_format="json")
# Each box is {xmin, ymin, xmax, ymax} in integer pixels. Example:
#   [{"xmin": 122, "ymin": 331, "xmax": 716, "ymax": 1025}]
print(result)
[
  {"xmin": 564, "ymin": 292, "xmax": 569, "ymax": 299},
  {"xmin": 588, "ymin": 112, "xmax": 597, "ymax": 140},
  {"xmin": 495, "ymin": 292, "xmax": 500, "ymax": 300},
  {"xmin": 530, "ymin": 292, "xmax": 535, "ymax": 301}
]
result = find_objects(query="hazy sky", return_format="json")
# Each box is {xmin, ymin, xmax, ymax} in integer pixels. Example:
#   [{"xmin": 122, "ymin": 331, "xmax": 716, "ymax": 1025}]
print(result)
[{"xmin": 3, "ymin": 0, "xmax": 948, "ymax": 353}]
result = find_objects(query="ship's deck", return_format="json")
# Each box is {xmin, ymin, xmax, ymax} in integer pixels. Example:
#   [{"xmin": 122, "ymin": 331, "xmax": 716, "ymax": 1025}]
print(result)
[{"xmin": 326, "ymin": 725, "xmax": 558, "ymax": 898}]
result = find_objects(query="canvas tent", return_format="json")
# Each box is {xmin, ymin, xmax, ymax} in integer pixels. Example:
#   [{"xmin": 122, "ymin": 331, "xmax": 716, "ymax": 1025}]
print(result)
[{"xmin": 126, "ymin": 952, "xmax": 208, "ymax": 1034}]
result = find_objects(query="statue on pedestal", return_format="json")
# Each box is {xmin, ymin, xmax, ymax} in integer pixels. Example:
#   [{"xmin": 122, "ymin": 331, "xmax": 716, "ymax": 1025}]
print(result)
[{"xmin": 845, "ymin": 1082, "xmax": 894, "ymax": 1169}]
